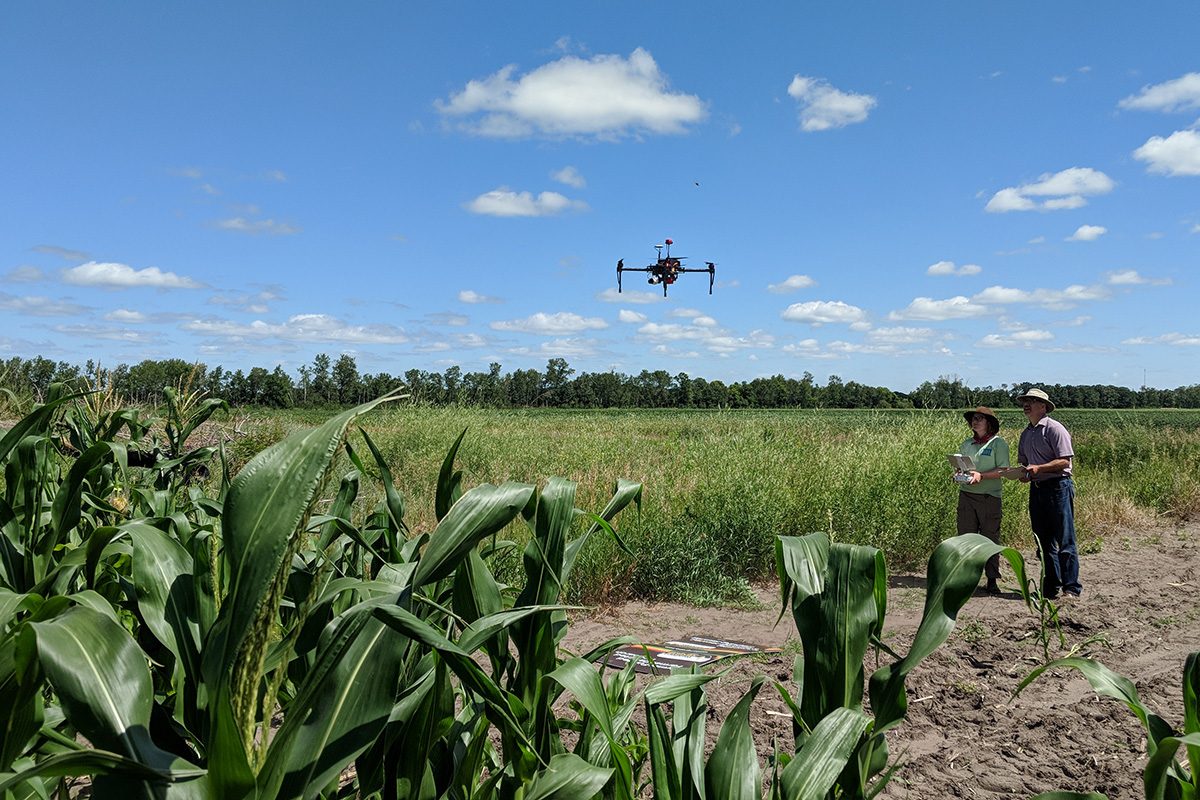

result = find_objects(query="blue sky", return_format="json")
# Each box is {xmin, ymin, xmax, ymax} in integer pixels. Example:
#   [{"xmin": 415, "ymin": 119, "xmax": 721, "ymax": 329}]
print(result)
[{"xmin": 2, "ymin": 3, "xmax": 1198, "ymax": 390}]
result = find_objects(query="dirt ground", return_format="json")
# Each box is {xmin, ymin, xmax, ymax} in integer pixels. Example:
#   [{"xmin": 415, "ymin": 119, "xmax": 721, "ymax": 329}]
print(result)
[{"xmin": 564, "ymin": 523, "xmax": 1200, "ymax": 798}]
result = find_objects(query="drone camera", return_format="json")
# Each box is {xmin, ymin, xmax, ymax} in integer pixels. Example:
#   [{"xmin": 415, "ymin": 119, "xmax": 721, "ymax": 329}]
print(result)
[{"xmin": 647, "ymin": 275, "xmax": 661, "ymax": 285}]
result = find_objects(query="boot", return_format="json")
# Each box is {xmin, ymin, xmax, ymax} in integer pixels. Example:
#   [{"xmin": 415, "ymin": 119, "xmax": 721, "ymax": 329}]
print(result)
[{"xmin": 985, "ymin": 578, "xmax": 1000, "ymax": 595}]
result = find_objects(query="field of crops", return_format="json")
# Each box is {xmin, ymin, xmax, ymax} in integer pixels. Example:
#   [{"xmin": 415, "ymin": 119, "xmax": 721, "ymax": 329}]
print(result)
[
  {"xmin": 1, "ymin": 390, "xmax": 1197, "ymax": 798},
  {"xmin": 225, "ymin": 405, "xmax": 1200, "ymax": 605}
]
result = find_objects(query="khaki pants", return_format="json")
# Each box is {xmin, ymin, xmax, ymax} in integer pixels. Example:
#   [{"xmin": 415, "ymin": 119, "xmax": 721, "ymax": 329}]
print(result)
[{"xmin": 957, "ymin": 491, "xmax": 1002, "ymax": 580}]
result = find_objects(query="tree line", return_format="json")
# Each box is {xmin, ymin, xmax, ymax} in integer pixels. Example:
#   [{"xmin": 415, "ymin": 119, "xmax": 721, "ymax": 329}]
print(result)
[{"xmin": 3, "ymin": 354, "xmax": 1199, "ymax": 410}]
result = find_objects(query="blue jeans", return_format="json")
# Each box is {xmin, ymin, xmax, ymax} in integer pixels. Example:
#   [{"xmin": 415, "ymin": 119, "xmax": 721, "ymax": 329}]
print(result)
[{"xmin": 1029, "ymin": 477, "xmax": 1082, "ymax": 597}]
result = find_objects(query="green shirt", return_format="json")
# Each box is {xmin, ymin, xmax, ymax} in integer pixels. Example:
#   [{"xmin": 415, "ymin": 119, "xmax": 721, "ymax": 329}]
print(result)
[{"xmin": 958, "ymin": 435, "xmax": 1009, "ymax": 498}]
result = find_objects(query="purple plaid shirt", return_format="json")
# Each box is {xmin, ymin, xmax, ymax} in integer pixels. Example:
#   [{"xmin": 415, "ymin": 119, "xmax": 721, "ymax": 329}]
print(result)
[{"xmin": 1018, "ymin": 416, "xmax": 1073, "ymax": 481}]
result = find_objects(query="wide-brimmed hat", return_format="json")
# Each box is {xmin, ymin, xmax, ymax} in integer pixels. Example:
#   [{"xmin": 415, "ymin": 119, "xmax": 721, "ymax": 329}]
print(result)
[
  {"xmin": 1016, "ymin": 387, "xmax": 1056, "ymax": 412},
  {"xmin": 963, "ymin": 406, "xmax": 1000, "ymax": 430}
]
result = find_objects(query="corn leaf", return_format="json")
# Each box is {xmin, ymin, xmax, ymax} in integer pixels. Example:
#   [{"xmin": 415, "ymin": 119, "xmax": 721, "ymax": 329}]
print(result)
[
  {"xmin": 259, "ymin": 599, "xmax": 407, "ymax": 800},
  {"xmin": 870, "ymin": 534, "xmax": 1028, "ymax": 734},
  {"xmin": 201, "ymin": 395, "xmax": 395, "ymax": 697},
  {"xmin": 1014, "ymin": 656, "xmax": 1175, "ymax": 752},
  {"xmin": 410, "ymin": 481, "xmax": 536, "ymax": 588},
  {"xmin": 705, "ymin": 675, "xmax": 764, "ymax": 800},
  {"xmin": 30, "ymin": 606, "xmax": 207, "ymax": 795},
  {"xmin": 777, "ymin": 707, "xmax": 871, "ymax": 800},
  {"xmin": 524, "ymin": 752, "xmax": 614, "ymax": 800}
]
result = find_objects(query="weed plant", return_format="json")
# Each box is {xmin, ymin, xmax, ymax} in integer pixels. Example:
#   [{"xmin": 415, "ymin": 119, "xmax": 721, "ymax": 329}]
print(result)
[{"xmin": 209, "ymin": 406, "xmax": 1200, "ymax": 605}]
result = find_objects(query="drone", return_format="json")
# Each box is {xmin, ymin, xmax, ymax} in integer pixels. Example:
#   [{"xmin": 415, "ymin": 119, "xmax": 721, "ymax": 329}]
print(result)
[{"xmin": 616, "ymin": 238, "xmax": 716, "ymax": 297}]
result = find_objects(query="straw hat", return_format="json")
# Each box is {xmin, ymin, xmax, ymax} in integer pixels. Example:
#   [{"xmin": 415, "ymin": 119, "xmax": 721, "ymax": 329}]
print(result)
[
  {"xmin": 963, "ymin": 406, "xmax": 1000, "ymax": 430},
  {"xmin": 1016, "ymin": 387, "xmax": 1055, "ymax": 412}
]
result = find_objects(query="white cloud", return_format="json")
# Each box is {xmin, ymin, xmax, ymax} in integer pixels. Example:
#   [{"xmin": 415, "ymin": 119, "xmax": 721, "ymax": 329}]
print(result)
[
  {"xmin": 490, "ymin": 311, "xmax": 608, "ymax": 334},
  {"xmin": 32, "ymin": 245, "xmax": 89, "ymax": 261},
  {"xmin": 458, "ymin": 289, "xmax": 502, "ymax": 304},
  {"xmin": 1067, "ymin": 224, "xmax": 1107, "ymax": 241},
  {"xmin": 1106, "ymin": 270, "xmax": 1171, "ymax": 286},
  {"xmin": 973, "ymin": 283, "xmax": 1110, "ymax": 309},
  {"xmin": 4, "ymin": 265, "xmax": 46, "ymax": 282},
  {"xmin": 889, "ymin": 296, "xmax": 990, "ymax": 321},
  {"xmin": 926, "ymin": 260, "xmax": 982, "ymax": 277},
  {"xmin": 978, "ymin": 330, "xmax": 1054, "ymax": 348},
  {"xmin": 618, "ymin": 309, "xmax": 647, "ymax": 323},
  {"xmin": 183, "ymin": 314, "xmax": 409, "ymax": 344},
  {"xmin": 209, "ymin": 287, "xmax": 283, "ymax": 313},
  {"xmin": 780, "ymin": 300, "xmax": 867, "ymax": 325},
  {"xmin": 867, "ymin": 326, "xmax": 936, "ymax": 344},
  {"xmin": 64, "ymin": 261, "xmax": 204, "ymax": 289},
  {"xmin": 1118, "ymin": 73, "xmax": 1200, "ymax": 113},
  {"xmin": 1133, "ymin": 130, "xmax": 1200, "ymax": 176},
  {"xmin": 436, "ymin": 48, "xmax": 706, "ymax": 139},
  {"xmin": 53, "ymin": 324, "xmax": 156, "ymax": 343},
  {"xmin": 767, "ymin": 274, "xmax": 816, "ymax": 293},
  {"xmin": 787, "ymin": 75, "xmax": 876, "ymax": 132},
  {"xmin": 106, "ymin": 309, "xmax": 148, "ymax": 323},
  {"xmin": 552, "ymin": 166, "xmax": 586, "ymax": 188},
  {"xmin": 0, "ymin": 292, "xmax": 89, "ymax": 316},
  {"xmin": 215, "ymin": 217, "xmax": 300, "ymax": 235},
  {"xmin": 985, "ymin": 167, "xmax": 1115, "ymax": 213},
  {"xmin": 1123, "ymin": 332, "xmax": 1200, "ymax": 346},
  {"xmin": 595, "ymin": 287, "xmax": 664, "ymax": 304},
  {"xmin": 465, "ymin": 188, "xmax": 588, "ymax": 217}
]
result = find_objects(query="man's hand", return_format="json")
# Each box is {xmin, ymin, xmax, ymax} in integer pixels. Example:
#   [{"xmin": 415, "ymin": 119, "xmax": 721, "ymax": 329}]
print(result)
[{"xmin": 1026, "ymin": 464, "xmax": 1041, "ymax": 477}]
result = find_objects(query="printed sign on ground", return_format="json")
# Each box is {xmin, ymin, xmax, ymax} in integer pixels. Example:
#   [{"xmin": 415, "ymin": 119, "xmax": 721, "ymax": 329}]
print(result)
[{"xmin": 602, "ymin": 634, "xmax": 781, "ymax": 675}]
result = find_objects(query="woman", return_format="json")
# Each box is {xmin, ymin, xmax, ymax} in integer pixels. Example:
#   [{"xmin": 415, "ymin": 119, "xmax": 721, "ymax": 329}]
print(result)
[{"xmin": 956, "ymin": 406, "xmax": 1010, "ymax": 594}]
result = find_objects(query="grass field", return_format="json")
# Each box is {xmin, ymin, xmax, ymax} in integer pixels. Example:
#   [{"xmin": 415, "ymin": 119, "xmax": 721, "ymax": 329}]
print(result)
[{"xmin": 223, "ymin": 405, "xmax": 1200, "ymax": 605}]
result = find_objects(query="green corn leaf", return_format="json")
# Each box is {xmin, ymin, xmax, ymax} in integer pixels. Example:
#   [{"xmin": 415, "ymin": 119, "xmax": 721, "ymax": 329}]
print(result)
[
  {"xmin": 1144, "ymin": 731, "xmax": 1200, "ymax": 799},
  {"xmin": 411, "ymin": 481, "xmax": 536, "ymax": 588},
  {"xmin": 0, "ymin": 635, "xmax": 43, "ymax": 771},
  {"xmin": 126, "ymin": 522, "xmax": 202, "ymax": 692},
  {"xmin": 562, "ymin": 479, "xmax": 641, "ymax": 581},
  {"xmin": 646, "ymin": 699, "xmax": 683, "ymax": 800},
  {"xmin": 315, "ymin": 470, "xmax": 360, "ymax": 553},
  {"xmin": 548, "ymin": 658, "xmax": 635, "ymax": 800},
  {"xmin": 29, "ymin": 606, "xmax": 206, "ymax": 794},
  {"xmin": 1014, "ymin": 656, "xmax": 1175, "ymax": 752},
  {"xmin": 201, "ymin": 395, "xmax": 396, "ymax": 701},
  {"xmin": 435, "ymin": 427, "xmax": 468, "ymax": 522},
  {"xmin": 778, "ymin": 707, "xmax": 871, "ymax": 800},
  {"xmin": 777, "ymin": 533, "xmax": 884, "ymax": 727},
  {"xmin": 0, "ymin": 391, "xmax": 86, "ymax": 467},
  {"xmin": 1182, "ymin": 651, "xmax": 1199, "ymax": 787},
  {"xmin": 49, "ymin": 440, "xmax": 127, "ymax": 545},
  {"xmin": 0, "ymin": 748, "xmax": 195, "ymax": 794},
  {"xmin": 644, "ymin": 673, "xmax": 719, "ymax": 706},
  {"xmin": 357, "ymin": 427, "xmax": 407, "ymax": 536},
  {"xmin": 705, "ymin": 675, "xmax": 764, "ymax": 800},
  {"xmin": 259, "ymin": 599, "xmax": 408, "ymax": 800},
  {"xmin": 870, "ymin": 534, "xmax": 1028, "ymax": 734},
  {"xmin": 774, "ymin": 532, "xmax": 828, "ymax": 627},
  {"xmin": 524, "ymin": 752, "xmax": 614, "ymax": 800},
  {"xmin": 370, "ymin": 604, "xmax": 530, "ymax": 747}
]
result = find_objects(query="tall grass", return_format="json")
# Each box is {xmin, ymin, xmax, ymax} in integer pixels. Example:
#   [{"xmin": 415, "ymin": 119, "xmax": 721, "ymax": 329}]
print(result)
[{"xmin": 220, "ymin": 406, "xmax": 1200, "ymax": 605}]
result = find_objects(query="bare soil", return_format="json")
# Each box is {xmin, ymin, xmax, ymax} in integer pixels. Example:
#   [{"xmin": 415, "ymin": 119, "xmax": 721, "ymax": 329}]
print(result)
[{"xmin": 563, "ymin": 523, "xmax": 1200, "ymax": 798}]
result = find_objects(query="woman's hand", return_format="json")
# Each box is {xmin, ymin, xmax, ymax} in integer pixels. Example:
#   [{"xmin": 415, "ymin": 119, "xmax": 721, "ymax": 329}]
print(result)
[{"xmin": 968, "ymin": 471, "xmax": 982, "ymax": 485}]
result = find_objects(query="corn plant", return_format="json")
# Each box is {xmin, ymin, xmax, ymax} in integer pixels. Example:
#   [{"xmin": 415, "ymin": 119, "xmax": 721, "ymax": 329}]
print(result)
[
  {"xmin": 0, "ymin": 392, "xmax": 647, "ymax": 799},
  {"xmin": 1019, "ymin": 651, "xmax": 1199, "ymax": 799},
  {"xmin": 770, "ymin": 531, "xmax": 1032, "ymax": 798}
]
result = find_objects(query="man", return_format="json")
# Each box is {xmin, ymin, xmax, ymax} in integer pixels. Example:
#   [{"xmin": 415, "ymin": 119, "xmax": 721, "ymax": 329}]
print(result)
[{"xmin": 1017, "ymin": 387, "xmax": 1082, "ymax": 599}]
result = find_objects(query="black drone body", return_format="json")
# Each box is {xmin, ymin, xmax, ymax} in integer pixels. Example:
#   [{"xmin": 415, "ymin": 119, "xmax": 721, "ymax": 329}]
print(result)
[{"xmin": 616, "ymin": 238, "xmax": 715, "ymax": 297}]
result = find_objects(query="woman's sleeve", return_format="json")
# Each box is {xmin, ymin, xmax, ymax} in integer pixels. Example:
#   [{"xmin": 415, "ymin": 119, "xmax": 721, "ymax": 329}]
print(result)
[{"xmin": 996, "ymin": 438, "xmax": 1011, "ymax": 468}]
